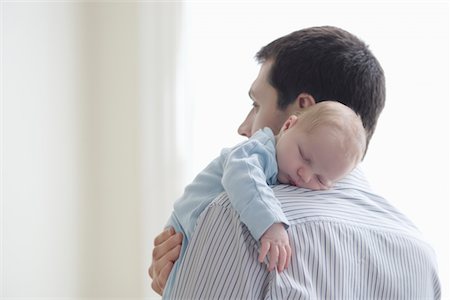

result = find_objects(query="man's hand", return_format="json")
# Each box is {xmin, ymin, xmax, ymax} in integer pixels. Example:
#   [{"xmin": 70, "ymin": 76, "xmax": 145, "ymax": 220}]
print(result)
[
  {"xmin": 258, "ymin": 223, "xmax": 291, "ymax": 272},
  {"xmin": 148, "ymin": 227, "xmax": 183, "ymax": 295}
]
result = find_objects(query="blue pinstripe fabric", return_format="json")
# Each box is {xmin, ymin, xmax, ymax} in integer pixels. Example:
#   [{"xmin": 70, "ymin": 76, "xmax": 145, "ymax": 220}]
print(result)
[{"xmin": 169, "ymin": 167, "xmax": 441, "ymax": 299}]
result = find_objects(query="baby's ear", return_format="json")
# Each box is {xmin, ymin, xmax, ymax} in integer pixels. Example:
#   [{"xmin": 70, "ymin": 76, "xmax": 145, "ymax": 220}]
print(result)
[{"xmin": 283, "ymin": 115, "xmax": 298, "ymax": 131}]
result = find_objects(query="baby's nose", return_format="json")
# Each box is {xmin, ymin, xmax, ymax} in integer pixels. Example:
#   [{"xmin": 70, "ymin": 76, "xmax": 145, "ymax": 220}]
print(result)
[{"xmin": 298, "ymin": 167, "xmax": 312, "ymax": 183}]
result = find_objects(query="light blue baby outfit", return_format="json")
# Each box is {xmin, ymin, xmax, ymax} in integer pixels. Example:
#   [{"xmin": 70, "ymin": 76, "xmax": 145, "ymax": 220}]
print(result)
[{"xmin": 163, "ymin": 127, "xmax": 289, "ymax": 299}]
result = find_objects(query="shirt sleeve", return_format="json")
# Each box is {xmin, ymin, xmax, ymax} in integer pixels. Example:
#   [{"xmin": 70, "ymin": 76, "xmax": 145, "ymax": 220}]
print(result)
[{"xmin": 221, "ymin": 140, "xmax": 289, "ymax": 240}]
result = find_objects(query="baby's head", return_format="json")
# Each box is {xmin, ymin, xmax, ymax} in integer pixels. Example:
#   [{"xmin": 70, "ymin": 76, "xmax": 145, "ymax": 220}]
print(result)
[{"xmin": 275, "ymin": 101, "xmax": 366, "ymax": 190}]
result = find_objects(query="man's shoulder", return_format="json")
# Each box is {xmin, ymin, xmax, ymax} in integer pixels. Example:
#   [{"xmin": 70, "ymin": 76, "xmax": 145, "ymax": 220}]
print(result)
[
  {"xmin": 274, "ymin": 171, "xmax": 422, "ymax": 235},
  {"xmin": 214, "ymin": 166, "xmax": 421, "ymax": 238}
]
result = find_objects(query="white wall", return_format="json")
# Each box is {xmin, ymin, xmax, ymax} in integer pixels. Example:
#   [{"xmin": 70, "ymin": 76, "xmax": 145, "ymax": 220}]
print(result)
[
  {"xmin": 176, "ymin": 2, "xmax": 449, "ymax": 298},
  {"xmin": 3, "ymin": 3, "xmax": 85, "ymax": 296},
  {"xmin": 2, "ymin": 2, "xmax": 182, "ymax": 299},
  {"xmin": 76, "ymin": 4, "xmax": 142, "ymax": 297}
]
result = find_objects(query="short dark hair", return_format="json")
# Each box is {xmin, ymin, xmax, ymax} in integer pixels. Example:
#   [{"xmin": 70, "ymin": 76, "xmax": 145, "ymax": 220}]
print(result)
[{"xmin": 256, "ymin": 26, "xmax": 385, "ymax": 144}]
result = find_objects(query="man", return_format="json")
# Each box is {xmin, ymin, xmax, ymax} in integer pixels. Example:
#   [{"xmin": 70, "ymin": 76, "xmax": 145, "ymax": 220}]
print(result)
[{"xmin": 150, "ymin": 26, "xmax": 441, "ymax": 299}]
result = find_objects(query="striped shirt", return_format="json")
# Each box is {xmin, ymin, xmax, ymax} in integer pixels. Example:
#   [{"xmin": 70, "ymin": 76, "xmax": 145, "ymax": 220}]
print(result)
[{"xmin": 169, "ymin": 167, "xmax": 441, "ymax": 299}]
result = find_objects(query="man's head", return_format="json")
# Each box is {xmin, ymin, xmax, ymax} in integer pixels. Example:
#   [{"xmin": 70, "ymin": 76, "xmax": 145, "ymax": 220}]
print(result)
[
  {"xmin": 238, "ymin": 26, "xmax": 385, "ymax": 150},
  {"xmin": 275, "ymin": 101, "xmax": 366, "ymax": 190}
]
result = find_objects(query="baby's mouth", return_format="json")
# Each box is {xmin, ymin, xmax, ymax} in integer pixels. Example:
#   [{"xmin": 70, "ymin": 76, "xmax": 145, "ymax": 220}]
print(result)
[{"xmin": 288, "ymin": 176, "xmax": 297, "ymax": 186}]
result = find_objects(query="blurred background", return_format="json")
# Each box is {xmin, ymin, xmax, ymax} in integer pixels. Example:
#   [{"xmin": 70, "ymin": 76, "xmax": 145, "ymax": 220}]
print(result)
[{"xmin": 1, "ymin": 1, "xmax": 449, "ymax": 299}]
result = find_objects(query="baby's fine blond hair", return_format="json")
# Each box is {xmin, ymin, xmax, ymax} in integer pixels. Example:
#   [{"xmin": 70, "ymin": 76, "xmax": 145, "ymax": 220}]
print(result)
[{"xmin": 295, "ymin": 101, "xmax": 367, "ymax": 166}]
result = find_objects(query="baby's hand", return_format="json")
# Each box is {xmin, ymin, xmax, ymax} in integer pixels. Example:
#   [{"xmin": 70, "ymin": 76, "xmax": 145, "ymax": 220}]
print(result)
[{"xmin": 258, "ymin": 223, "xmax": 291, "ymax": 272}]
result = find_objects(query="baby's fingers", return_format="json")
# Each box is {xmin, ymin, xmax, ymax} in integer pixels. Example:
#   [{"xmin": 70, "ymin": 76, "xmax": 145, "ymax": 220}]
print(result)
[
  {"xmin": 259, "ymin": 241, "xmax": 270, "ymax": 263},
  {"xmin": 268, "ymin": 245, "xmax": 279, "ymax": 271},
  {"xmin": 285, "ymin": 245, "xmax": 292, "ymax": 270},
  {"xmin": 277, "ymin": 246, "xmax": 287, "ymax": 273}
]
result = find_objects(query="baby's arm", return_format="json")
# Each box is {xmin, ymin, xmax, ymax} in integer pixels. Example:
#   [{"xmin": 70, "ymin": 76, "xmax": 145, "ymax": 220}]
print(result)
[
  {"xmin": 221, "ymin": 137, "xmax": 291, "ymax": 272},
  {"xmin": 259, "ymin": 223, "xmax": 291, "ymax": 272}
]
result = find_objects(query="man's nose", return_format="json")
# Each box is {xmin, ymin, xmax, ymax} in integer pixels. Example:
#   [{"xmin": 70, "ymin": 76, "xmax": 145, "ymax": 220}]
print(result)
[
  {"xmin": 238, "ymin": 112, "xmax": 252, "ymax": 138},
  {"xmin": 298, "ymin": 166, "xmax": 312, "ymax": 183},
  {"xmin": 238, "ymin": 122, "xmax": 250, "ymax": 137}
]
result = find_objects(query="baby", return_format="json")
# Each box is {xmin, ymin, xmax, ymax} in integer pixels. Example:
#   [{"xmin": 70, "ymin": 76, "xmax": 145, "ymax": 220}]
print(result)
[{"xmin": 163, "ymin": 101, "xmax": 366, "ymax": 297}]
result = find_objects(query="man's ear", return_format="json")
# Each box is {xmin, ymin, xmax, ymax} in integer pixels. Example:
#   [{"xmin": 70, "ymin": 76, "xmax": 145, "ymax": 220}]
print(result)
[{"xmin": 295, "ymin": 93, "xmax": 316, "ymax": 109}]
